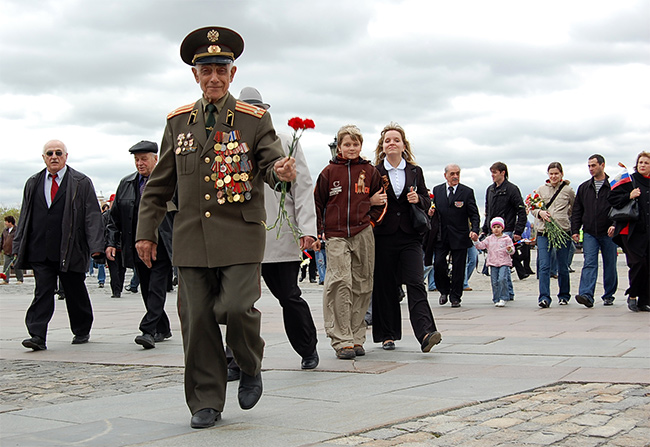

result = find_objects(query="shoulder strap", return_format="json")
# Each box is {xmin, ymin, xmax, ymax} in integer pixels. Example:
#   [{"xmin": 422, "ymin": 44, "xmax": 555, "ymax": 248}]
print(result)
[{"xmin": 546, "ymin": 182, "xmax": 566, "ymax": 209}]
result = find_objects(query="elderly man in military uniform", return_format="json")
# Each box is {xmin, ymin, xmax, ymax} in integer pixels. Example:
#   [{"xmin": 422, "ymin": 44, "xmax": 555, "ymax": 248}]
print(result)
[
  {"xmin": 107, "ymin": 141, "xmax": 174, "ymax": 349},
  {"xmin": 135, "ymin": 27, "xmax": 296, "ymax": 429}
]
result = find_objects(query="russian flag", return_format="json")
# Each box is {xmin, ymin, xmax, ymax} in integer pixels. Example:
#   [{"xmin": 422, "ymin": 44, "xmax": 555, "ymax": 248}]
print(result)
[{"xmin": 610, "ymin": 165, "xmax": 632, "ymax": 190}]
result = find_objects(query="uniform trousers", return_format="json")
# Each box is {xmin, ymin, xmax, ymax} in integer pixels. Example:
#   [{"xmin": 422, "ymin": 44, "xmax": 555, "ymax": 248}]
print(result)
[
  {"xmin": 134, "ymin": 244, "xmax": 171, "ymax": 336},
  {"xmin": 323, "ymin": 225, "xmax": 374, "ymax": 351},
  {"xmin": 26, "ymin": 261, "xmax": 93, "ymax": 339},
  {"xmin": 373, "ymin": 229, "xmax": 437, "ymax": 343},
  {"xmin": 434, "ymin": 242, "xmax": 468, "ymax": 303},
  {"xmin": 178, "ymin": 263, "xmax": 264, "ymax": 414},
  {"xmin": 261, "ymin": 261, "xmax": 317, "ymax": 357},
  {"xmin": 106, "ymin": 253, "xmax": 126, "ymax": 296}
]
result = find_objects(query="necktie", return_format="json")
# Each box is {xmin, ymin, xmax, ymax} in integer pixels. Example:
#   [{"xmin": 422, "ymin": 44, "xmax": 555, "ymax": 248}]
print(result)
[
  {"xmin": 205, "ymin": 103, "xmax": 217, "ymax": 137},
  {"xmin": 50, "ymin": 173, "xmax": 59, "ymax": 201},
  {"xmin": 139, "ymin": 177, "xmax": 148, "ymax": 197},
  {"xmin": 448, "ymin": 186, "xmax": 454, "ymax": 206}
]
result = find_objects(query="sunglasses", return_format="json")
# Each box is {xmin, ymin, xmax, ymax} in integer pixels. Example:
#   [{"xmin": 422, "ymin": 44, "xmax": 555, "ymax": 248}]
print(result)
[{"xmin": 45, "ymin": 150, "xmax": 64, "ymax": 157}]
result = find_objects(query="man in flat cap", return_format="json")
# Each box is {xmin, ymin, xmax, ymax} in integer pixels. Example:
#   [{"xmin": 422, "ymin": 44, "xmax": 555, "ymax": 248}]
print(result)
[
  {"xmin": 135, "ymin": 27, "xmax": 296, "ymax": 428},
  {"xmin": 107, "ymin": 141, "xmax": 174, "ymax": 349},
  {"xmin": 13, "ymin": 140, "xmax": 104, "ymax": 351},
  {"xmin": 225, "ymin": 87, "xmax": 318, "ymax": 380}
]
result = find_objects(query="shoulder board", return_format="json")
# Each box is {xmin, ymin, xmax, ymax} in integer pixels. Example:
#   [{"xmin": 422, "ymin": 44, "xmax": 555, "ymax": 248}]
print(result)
[
  {"xmin": 167, "ymin": 103, "xmax": 195, "ymax": 120},
  {"xmin": 235, "ymin": 100, "xmax": 266, "ymax": 119}
]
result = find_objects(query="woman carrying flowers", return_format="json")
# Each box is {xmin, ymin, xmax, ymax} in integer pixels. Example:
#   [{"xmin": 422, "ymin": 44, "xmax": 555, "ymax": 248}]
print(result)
[{"xmin": 531, "ymin": 162, "xmax": 576, "ymax": 308}]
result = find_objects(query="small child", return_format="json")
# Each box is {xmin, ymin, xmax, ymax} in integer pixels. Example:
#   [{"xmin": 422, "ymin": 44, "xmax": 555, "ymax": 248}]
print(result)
[
  {"xmin": 474, "ymin": 217, "xmax": 515, "ymax": 307},
  {"xmin": 313, "ymin": 125, "xmax": 384, "ymax": 359}
]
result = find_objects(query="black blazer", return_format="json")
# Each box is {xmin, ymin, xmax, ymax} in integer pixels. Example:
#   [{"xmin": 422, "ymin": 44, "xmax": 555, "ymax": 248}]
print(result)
[
  {"xmin": 373, "ymin": 162, "xmax": 429, "ymax": 236},
  {"xmin": 432, "ymin": 182, "xmax": 480, "ymax": 250}
]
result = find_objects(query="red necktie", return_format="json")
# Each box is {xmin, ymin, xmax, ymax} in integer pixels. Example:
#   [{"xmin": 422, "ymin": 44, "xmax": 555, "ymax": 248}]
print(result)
[{"xmin": 50, "ymin": 174, "xmax": 59, "ymax": 201}]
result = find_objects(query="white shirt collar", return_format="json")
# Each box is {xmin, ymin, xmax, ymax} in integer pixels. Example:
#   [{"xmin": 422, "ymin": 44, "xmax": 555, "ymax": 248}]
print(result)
[{"xmin": 383, "ymin": 158, "xmax": 406, "ymax": 171}]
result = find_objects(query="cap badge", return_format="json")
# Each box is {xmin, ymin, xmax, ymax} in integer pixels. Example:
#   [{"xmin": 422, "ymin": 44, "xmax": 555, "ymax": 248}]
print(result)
[
  {"xmin": 208, "ymin": 45, "xmax": 221, "ymax": 54},
  {"xmin": 207, "ymin": 29, "xmax": 219, "ymax": 42}
]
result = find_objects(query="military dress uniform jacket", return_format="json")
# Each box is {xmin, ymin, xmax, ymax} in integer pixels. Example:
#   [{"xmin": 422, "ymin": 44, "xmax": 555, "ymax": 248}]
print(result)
[
  {"xmin": 263, "ymin": 134, "xmax": 317, "ymax": 263},
  {"xmin": 13, "ymin": 166, "xmax": 104, "ymax": 273},
  {"xmin": 136, "ymin": 92, "xmax": 287, "ymax": 267},
  {"xmin": 107, "ymin": 171, "xmax": 174, "ymax": 268},
  {"xmin": 432, "ymin": 182, "xmax": 480, "ymax": 250}
]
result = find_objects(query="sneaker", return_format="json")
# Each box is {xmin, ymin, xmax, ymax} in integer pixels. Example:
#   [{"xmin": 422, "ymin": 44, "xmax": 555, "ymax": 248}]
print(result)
[
  {"xmin": 495, "ymin": 300, "xmax": 506, "ymax": 307},
  {"xmin": 575, "ymin": 294, "xmax": 593, "ymax": 308},
  {"xmin": 627, "ymin": 298, "xmax": 639, "ymax": 312},
  {"xmin": 98, "ymin": 282, "xmax": 104, "ymax": 288},
  {"xmin": 153, "ymin": 332, "xmax": 172, "ymax": 342},
  {"xmin": 559, "ymin": 299, "xmax": 568, "ymax": 305},
  {"xmin": 603, "ymin": 298, "xmax": 615, "ymax": 306},
  {"xmin": 382, "ymin": 340, "xmax": 395, "ymax": 350},
  {"xmin": 336, "ymin": 347, "xmax": 356, "ymax": 359},
  {"xmin": 538, "ymin": 300, "xmax": 550, "ymax": 308},
  {"xmin": 353, "ymin": 344, "xmax": 365, "ymax": 356}
]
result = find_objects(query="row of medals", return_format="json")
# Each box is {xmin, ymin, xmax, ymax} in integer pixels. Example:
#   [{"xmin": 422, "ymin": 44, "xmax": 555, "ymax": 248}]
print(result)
[{"xmin": 211, "ymin": 131, "xmax": 253, "ymax": 204}]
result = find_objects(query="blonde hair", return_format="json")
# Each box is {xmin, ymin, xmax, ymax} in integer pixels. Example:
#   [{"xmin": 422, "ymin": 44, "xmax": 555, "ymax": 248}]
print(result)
[
  {"xmin": 373, "ymin": 122, "xmax": 417, "ymax": 166},
  {"xmin": 337, "ymin": 124, "xmax": 363, "ymax": 148}
]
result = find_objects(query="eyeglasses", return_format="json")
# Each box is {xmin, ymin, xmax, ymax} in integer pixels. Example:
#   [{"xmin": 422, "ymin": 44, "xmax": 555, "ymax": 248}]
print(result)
[{"xmin": 45, "ymin": 150, "xmax": 64, "ymax": 157}]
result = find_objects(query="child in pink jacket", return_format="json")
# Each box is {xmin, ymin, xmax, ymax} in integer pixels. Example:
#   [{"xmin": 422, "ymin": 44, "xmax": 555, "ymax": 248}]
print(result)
[{"xmin": 474, "ymin": 217, "xmax": 515, "ymax": 307}]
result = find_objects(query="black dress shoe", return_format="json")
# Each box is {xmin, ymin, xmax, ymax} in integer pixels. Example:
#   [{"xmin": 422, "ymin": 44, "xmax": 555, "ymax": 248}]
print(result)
[
  {"xmin": 110, "ymin": 292, "xmax": 121, "ymax": 298},
  {"xmin": 450, "ymin": 300, "xmax": 461, "ymax": 308},
  {"xmin": 135, "ymin": 333, "xmax": 155, "ymax": 349},
  {"xmin": 638, "ymin": 304, "xmax": 650, "ymax": 312},
  {"xmin": 439, "ymin": 294, "xmax": 448, "ymax": 305},
  {"xmin": 301, "ymin": 350, "xmax": 319, "ymax": 370},
  {"xmin": 421, "ymin": 331, "xmax": 442, "ymax": 353},
  {"xmin": 72, "ymin": 334, "xmax": 90, "ymax": 344},
  {"xmin": 153, "ymin": 332, "xmax": 172, "ymax": 342},
  {"xmin": 22, "ymin": 336, "xmax": 46, "ymax": 351},
  {"xmin": 190, "ymin": 408, "xmax": 221, "ymax": 429},
  {"xmin": 227, "ymin": 368, "xmax": 241, "ymax": 382},
  {"xmin": 238, "ymin": 372, "xmax": 263, "ymax": 410}
]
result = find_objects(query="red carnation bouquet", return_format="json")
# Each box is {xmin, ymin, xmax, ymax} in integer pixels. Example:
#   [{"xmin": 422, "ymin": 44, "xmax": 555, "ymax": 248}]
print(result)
[
  {"xmin": 264, "ymin": 117, "xmax": 315, "ymax": 241},
  {"xmin": 525, "ymin": 191, "xmax": 571, "ymax": 249}
]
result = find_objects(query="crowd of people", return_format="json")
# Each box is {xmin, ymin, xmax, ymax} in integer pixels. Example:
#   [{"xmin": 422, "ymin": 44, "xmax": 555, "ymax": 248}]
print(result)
[{"xmin": 3, "ymin": 25, "xmax": 648, "ymax": 430}]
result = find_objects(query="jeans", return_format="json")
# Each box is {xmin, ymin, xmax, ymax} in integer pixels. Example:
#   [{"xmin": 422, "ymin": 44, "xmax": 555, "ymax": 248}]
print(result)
[
  {"xmin": 96, "ymin": 263, "xmax": 105, "ymax": 284},
  {"xmin": 315, "ymin": 247, "xmax": 326, "ymax": 284},
  {"xmin": 463, "ymin": 245, "xmax": 478, "ymax": 288},
  {"xmin": 537, "ymin": 235, "xmax": 571, "ymax": 304},
  {"xmin": 578, "ymin": 233, "xmax": 618, "ymax": 302},
  {"xmin": 490, "ymin": 265, "xmax": 512, "ymax": 303},
  {"xmin": 423, "ymin": 264, "xmax": 436, "ymax": 291}
]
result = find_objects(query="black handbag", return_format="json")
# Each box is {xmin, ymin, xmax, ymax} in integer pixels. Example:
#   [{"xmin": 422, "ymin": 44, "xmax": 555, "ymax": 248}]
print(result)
[
  {"xmin": 608, "ymin": 176, "xmax": 639, "ymax": 222},
  {"xmin": 608, "ymin": 199, "xmax": 639, "ymax": 222},
  {"xmin": 409, "ymin": 173, "xmax": 431, "ymax": 234}
]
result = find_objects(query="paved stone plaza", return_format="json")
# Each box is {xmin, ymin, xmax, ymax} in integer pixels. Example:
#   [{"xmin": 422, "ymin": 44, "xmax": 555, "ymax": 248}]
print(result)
[{"xmin": 0, "ymin": 253, "xmax": 648, "ymax": 446}]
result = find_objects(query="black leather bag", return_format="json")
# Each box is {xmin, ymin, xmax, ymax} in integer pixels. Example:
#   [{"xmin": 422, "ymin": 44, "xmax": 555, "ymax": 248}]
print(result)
[
  {"xmin": 411, "ymin": 203, "xmax": 431, "ymax": 234},
  {"xmin": 608, "ymin": 200, "xmax": 639, "ymax": 222}
]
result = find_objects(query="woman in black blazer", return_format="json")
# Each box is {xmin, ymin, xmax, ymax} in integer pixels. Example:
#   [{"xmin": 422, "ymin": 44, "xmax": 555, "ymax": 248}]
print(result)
[{"xmin": 371, "ymin": 122, "xmax": 441, "ymax": 352}]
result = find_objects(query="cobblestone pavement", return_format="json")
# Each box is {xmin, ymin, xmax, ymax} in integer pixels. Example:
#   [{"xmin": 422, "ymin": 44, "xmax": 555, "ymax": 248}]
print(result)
[
  {"xmin": 317, "ymin": 382, "xmax": 650, "ymax": 447},
  {"xmin": 0, "ymin": 360, "xmax": 183, "ymax": 410}
]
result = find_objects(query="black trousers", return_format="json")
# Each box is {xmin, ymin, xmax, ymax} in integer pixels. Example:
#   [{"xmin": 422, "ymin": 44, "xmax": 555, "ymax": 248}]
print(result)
[
  {"xmin": 434, "ymin": 243, "xmax": 467, "ymax": 302},
  {"xmin": 620, "ymin": 235, "xmax": 650, "ymax": 306},
  {"xmin": 107, "ymin": 253, "xmax": 126, "ymax": 296},
  {"xmin": 372, "ymin": 231, "xmax": 437, "ymax": 344},
  {"xmin": 262, "ymin": 261, "xmax": 317, "ymax": 357},
  {"xmin": 26, "ymin": 261, "xmax": 93, "ymax": 339},
  {"xmin": 134, "ymin": 246, "xmax": 171, "ymax": 336}
]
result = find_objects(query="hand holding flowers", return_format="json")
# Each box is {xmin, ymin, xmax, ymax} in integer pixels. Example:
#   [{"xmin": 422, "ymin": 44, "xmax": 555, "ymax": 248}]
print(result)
[
  {"xmin": 264, "ymin": 117, "xmax": 315, "ymax": 242},
  {"xmin": 525, "ymin": 192, "xmax": 571, "ymax": 249}
]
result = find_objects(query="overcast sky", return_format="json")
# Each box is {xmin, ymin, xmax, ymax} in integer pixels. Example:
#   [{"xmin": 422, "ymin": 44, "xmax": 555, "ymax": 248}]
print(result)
[{"xmin": 1, "ymin": 0, "xmax": 648, "ymax": 215}]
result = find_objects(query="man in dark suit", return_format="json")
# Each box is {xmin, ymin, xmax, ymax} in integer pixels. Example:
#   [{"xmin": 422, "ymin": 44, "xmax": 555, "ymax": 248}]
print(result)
[
  {"xmin": 432, "ymin": 164, "xmax": 480, "ymax": 307},
  {"xmin": 135, "ymin": 27, "xmax": 296, "ymax": 429},
  {"xmin": 13, "ymin": 140, "xmax": 104, "ymax": 350},
  {"xmin": 107, "ymin": 141, "xmax": 174, "ymax": 349}
]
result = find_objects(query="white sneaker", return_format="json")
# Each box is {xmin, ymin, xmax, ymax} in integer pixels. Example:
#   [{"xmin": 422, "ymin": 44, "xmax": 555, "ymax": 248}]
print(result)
[{"xmin": 495, "ymin": 300, "xmax": 506, "ymax": 307}]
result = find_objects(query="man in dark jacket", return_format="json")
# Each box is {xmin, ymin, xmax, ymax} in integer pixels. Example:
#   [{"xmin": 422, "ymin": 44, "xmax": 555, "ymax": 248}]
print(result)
[
  {"xmin": 432, "ymin": 164, "xmax": 480, "ymax": 307},
  {"xmin": 107, "ymin": 141, "xmax": 174, "ymax": 349},
  {"xmin": 482, "ymin": 162, "xmax": 528, "ymax": 286},
  {"xmin": 14, "ymin": 140, "xmax": 104, "ymax": 350},
  {"xmin": 571, "ymin": 154, "xmax": 618, "ymax": 307}
]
